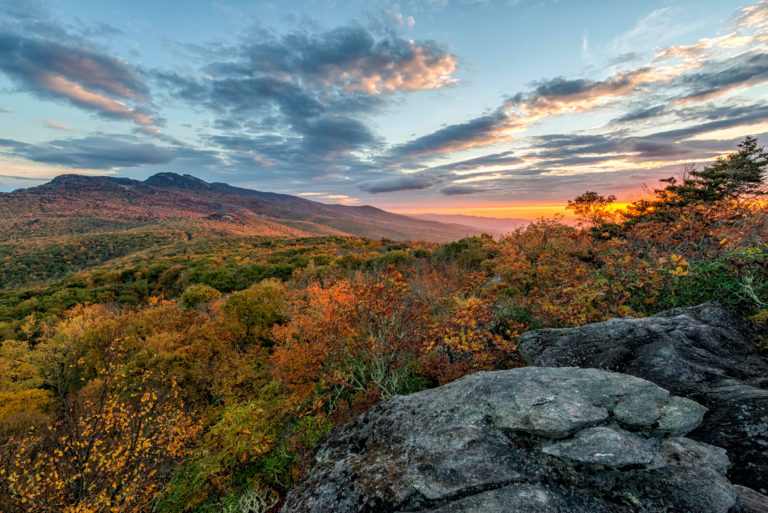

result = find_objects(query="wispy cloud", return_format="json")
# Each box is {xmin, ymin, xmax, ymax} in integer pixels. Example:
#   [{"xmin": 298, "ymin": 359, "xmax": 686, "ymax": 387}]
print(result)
[
  {"xmin": 0, "ymin": 136, "xmax": 175, "ymax": 169},
  {"xmin": 43, "ymin": 119, "xmax": 72, "ymax": 131},
  {"xmin": 0, "ymin": 4, "xmax": 158, "ymax": 132},
  {"xmin": 361, "ymin": 2, "xmax": 768, "ymax": 198},
  {"xmin": 152, "ymin": 16, "xmax": 460, "ymax": 182},
  {"xmin": 2, "ymin": 1, "xmax": 768, "ymax": 206},
  {"xmin": 380, "ymin": 2, "xmax": 768, "ymax": 162}
]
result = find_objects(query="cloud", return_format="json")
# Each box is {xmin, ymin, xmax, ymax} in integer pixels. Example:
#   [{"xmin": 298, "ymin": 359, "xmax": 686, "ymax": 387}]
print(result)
[
  {"xmin": 387, "ymin": 110, "xmax": 514, "ymax": 161},
  {"xmin": 294, "ymin": 115, "xmax": 378, "ymax": 157},
  {"xmin": 3, "ymin": 1, "xmax": 768, "ymax": 205},
  {"xmin": 358, "ymin": 173, "xmax": 436, "ymax": 193},
  {"xmin": 607, "ymin": 52, "xmax": 640, "ymax": 66},
  {"xmin": 43, "ymin": 119, "xmax": 72, "ymax": 131},
  {"xmin": 380, "ymin": 3, "xmax": 768, "ymax": 164},
  {"xmin": 153, "ymin": 20, "xmax": 459, "ymax": 181},
  {"xmin": 0, "ymin": 6, "xmax": 156, "ymax": 131},
  {"xmin": 731, "ymin": 1, "xmax": 768, "ymax": 33},
  {"xmin": 286, "ymin": 26, "xmax": 457, "ymax": 95},
  {"xmin": 675, "ymin": 51, "xmax": 768, "ymax": 103},
  {"xmin": 382, "ymin": 70, "xmax": 650, "ymax": 162},
  {"xmin": 609, "ymin": 7, "xmax": 687, "ymax": 55},
  {"xmin": 382, "ymin": 61, "xmax": 697, "ymax": 162},
  {"xmin": 160, "ymin": 23, "xmax": 458, "ymax": 116},
  {"xmin": 525, "ymin": 103, "xmax": 768, "ymax": 173},
  {"xmin": 294, "ymin": 192, "xmax": 360, "ymax": 204},
  {"xmin": 0, "ymin": 136, "xmax": 175, "ymax": 169},
  {"xmin": 404, "ymin": 100, "xmax": 768, "ymax": 200},
  {"xmin": 441, "ymin": 184, "xmax": 479, "ymax": 195},
  {"xmin": 426, "ymin": 151, "xmax": 522, "ymax": 173},
  {"xmin": 614, "ymin": 105, "xmax": 667, "ymax": 123}
]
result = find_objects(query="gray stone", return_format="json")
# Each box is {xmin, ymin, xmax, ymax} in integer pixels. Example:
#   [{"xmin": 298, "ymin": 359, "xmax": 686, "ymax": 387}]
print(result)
[
  {"xmin": 734, "ymin": 485, "xmax": 768, "ymax": 513},
  {"xmin": 519, "ymin": 302, "xmax": 768, "ymax": 491},
  {"xmin": 655, "ymin": 395, "xmax": 708, "ymax": 436},
  {"xmin": 399, "ymin": 484, "xmax": 603, "ymax": 513},
  {"xmin": 542, "ymin": 426, "xmax": 665, "ymax": 469},
  {"xmin": 661, "ymin": 437, "xmax": 731, "ymax": 475},
  {"xmin": 628, "ymin": 436, "xmax": 739, "ymax": 512},
  {"xmin": 613, "ymin": 392, "xmax": 664, "ymax": 428},
  {"xmin": 282, "ymin": 367, "xmax": 740, "ymax": 513}
]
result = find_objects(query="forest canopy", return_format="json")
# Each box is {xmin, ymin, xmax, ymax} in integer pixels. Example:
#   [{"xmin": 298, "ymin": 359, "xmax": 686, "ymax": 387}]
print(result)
[{"xmin": 0, "ymin": 138, "xmax": 767, "ymax": 512}]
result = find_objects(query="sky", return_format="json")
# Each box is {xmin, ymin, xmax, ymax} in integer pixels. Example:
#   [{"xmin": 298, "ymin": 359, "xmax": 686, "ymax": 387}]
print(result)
[{"xmin": 0, "ymin": 0, "xmax": 767, "ymax": 217}]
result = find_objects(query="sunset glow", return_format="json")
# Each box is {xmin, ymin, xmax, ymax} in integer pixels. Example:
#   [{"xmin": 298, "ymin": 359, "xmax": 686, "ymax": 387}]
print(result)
[
  {"xmin": 393, "ymin": 203, "xmax": 636, "ymax": 220},
  {"xmin": 1, "ymin": 0, "xmax": 767, "ymax": 215}
]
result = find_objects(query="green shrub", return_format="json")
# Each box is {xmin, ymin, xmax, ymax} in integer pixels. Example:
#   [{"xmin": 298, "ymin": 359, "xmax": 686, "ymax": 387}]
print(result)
[{"xmin": 180, "ymin": 284, "xmax": 222, "ymax": 311}]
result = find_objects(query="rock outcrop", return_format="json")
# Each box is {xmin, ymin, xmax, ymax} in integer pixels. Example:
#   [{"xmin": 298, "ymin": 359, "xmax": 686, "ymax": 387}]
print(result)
[
  {"xmin": 282, "ymin": 367, "xmax": 742, "ymax": 512},
  {"xmin": 518, "ymin": 302, "xmax": 768, "ymax": 493}
]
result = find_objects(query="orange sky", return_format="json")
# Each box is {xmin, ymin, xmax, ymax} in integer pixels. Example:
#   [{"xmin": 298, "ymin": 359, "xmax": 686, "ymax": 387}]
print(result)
[{"xmin": 393, "ymin": 202, "xmax": 633, "ymax": 219}]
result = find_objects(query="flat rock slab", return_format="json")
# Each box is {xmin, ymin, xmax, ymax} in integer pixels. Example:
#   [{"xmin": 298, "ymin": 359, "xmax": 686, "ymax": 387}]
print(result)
[
  {"xmin": 542, "ymin": 426, "xmax": 666, "ymax": 468},
  {"xmin": 519, "ymin": 302, "xmax": 768, "ymax": 492},
  {"xmin": 282, "ymin": 367, "xmax": 740, "ymax": 513},
  {"xmin": 735, "ymin": 485, "xmax": 768, "ymax": 513}
]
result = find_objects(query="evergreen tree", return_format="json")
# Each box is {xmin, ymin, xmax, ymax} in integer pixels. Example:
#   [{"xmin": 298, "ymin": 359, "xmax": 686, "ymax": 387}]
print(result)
[{"xmin": 665, "ymin": 136, "xmax": 768, "ymax": 203}]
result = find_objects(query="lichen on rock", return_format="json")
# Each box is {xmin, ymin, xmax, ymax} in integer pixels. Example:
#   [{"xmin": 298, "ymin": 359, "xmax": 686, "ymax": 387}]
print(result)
[{"xmin": 282, "ymin": 367, "xmax": 739, "ymax": 513}]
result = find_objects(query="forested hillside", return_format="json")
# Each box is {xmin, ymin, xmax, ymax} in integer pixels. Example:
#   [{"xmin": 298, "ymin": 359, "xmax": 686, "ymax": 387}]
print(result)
[
  {"xmin": 0, "ymin": 138, "xmax": 766, "ymax": 512},
  {"xmin": 0, "ymin": 173, "xmax": 479, "ymax": 288}
]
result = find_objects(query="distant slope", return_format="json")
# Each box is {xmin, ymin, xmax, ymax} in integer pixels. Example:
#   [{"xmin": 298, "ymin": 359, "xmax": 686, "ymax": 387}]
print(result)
[
  {"xmin": 0, "ymin": 173, "xmax": 483, "ymax": 287},
  {"xmin": 0, "ymin": 173, "xmax": 480, "ymax": 243},
  {"xmin": 410, "ymin": 213, "xmax": 529, "ymax": 237}
]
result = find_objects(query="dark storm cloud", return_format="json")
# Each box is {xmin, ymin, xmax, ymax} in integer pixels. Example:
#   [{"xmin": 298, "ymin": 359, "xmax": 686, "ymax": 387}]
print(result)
[{"xmin": 0, "ymin": 136, "xmax": 174, "ymax": 169}]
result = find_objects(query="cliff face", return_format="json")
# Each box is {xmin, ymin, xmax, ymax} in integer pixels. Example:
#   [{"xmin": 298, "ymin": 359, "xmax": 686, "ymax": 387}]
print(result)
[{"xmin": 282, "ymin": 304, "xmax": 768, "ymax": 513}]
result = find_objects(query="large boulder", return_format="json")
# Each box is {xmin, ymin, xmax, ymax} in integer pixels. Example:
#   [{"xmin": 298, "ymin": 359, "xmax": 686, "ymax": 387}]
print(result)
[
  {"xmin": 518, "ymin": 302, "xmax": 768, "ymax": 493},
  {"xmin": 282, "ymin": 367, "xmax": 743, "ymax": 512}
]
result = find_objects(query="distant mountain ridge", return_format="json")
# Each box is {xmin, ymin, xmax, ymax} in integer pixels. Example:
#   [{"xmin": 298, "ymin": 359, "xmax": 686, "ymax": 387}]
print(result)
[
  {"xmin": 0, "ymin": 172, "xmax": 480, "ymax": 242},
  {"xmin": 410, "ymin": 213, "xmax": 530, "ymax": 237}
]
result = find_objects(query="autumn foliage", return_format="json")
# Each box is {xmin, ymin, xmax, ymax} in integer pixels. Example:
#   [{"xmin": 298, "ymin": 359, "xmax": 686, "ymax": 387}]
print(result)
[{"xmin": 0, "ymin": 139, "xmax": 766, "ymax": 512}]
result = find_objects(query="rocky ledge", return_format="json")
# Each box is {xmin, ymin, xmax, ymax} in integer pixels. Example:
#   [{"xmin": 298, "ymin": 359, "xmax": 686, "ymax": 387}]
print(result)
[
  {"xmin": 519, "ymin": 302, "xmax": 768, "ymax": 492},
  {"xmin": 282, "ymin": 367, "xmax": 741, "ymax": 512}
]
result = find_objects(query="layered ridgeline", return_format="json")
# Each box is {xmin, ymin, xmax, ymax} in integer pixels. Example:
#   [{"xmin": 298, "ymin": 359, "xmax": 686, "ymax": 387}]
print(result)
[
  {"xmin": 0, "ymin": 172, "xmax": 478, "ymax": 241},
  {"xmin": 0, "ymin": 173, "xmax": 479, "ymax": 287}
]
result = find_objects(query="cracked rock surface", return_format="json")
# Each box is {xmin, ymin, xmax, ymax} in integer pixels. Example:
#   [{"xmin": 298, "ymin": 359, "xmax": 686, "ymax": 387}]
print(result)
[
  {"xmin": 281, "ymin": 367, "xmax": 740, "ymax": 512},
  {"xmin": 519, "ymin": 302, "xmax": 768, "ymax": 492}
]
